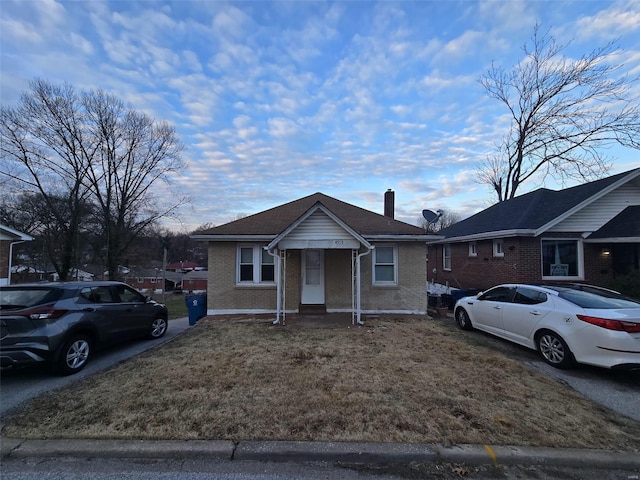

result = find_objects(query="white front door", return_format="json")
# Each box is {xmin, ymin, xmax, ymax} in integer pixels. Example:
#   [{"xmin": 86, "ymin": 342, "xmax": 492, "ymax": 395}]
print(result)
[{"xmin": 301, "ymin": 249, "xmax": 325, "ymax": 304}]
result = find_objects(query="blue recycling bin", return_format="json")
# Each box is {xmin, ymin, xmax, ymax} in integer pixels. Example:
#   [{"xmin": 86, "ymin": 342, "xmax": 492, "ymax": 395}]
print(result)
[{"xmin": 185, "ymin": 294, "xmax": 207, "ymax": 325}]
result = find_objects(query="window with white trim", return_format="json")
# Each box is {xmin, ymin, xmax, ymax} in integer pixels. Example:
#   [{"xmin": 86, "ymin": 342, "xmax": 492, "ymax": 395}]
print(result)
[
  {"xmin": 373, "ymin": 245, "xmax": 397, "ymax": 285},
  {"xmin": 237, "ymin": 245, "xmax": 275, "ymax": 284},
  {"xmin": 493, "ymin": 239, "xmax": 504, "ymax": 257},
  {"xmin": 468, "ymin": 242, "xmax": 477, "ymax": 257},
  {"xmin": 443, "ymin": 244, "xmax": 451, "ymax": 271},
  {"xmin": 541, "ymin": 239, "xmax": 583, "ymax": 279}
]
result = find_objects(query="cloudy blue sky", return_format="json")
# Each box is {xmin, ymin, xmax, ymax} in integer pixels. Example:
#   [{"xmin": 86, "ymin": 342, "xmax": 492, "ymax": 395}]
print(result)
[{"xmin": 2, "ymin": 0, "xmax": 639, "ymax": 231}]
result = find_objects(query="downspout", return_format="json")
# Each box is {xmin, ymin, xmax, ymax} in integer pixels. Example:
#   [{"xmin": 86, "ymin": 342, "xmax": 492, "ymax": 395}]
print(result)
[
  {"xmin": 7, "ymin": 241, "xmax": 26, "ymax": 285},
  {"xmin": 265, "ymin": 246, "xmax": 282, "ymax": 325},
  {"xmin": 355, "ymin": 246, "xmax": 374, "ymax": 325}
]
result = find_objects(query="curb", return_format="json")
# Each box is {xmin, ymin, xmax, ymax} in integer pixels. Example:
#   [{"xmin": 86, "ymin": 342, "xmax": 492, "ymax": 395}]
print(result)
[{"xmin": 2, "ymin": 438, "xmax": 639, "ymax": 470}]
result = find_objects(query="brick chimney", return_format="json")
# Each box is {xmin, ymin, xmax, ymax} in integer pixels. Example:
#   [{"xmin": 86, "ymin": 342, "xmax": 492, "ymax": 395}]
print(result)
[{"xmin": 384, "ymin": 189, "xmax": 395, "ymax": 219}]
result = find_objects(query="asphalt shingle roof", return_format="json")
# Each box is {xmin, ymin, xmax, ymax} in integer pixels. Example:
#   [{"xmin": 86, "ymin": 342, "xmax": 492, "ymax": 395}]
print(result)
[
  {"xmin": 437, "ymin": 168, "xmax": 639, "ymax": 240},
  {"xmin": 198, "ymin": 192, "xmax": 425, "ymax": 237}
]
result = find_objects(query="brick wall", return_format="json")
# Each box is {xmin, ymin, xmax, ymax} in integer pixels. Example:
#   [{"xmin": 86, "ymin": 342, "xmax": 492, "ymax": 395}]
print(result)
[
  {"xmin": 430, "ymin": 234, "xmax": 620, "ymax": 290},
  {"xmin": 207, "ymin": 242, "xmax": 277, "ymax": 311},
  {"xmin": 206, "ymin": 241, "xmax": 427, "ymax": 314},
  {"xmin": 360, "ymin": 242, "xmax": 427, "ymax": 313}
]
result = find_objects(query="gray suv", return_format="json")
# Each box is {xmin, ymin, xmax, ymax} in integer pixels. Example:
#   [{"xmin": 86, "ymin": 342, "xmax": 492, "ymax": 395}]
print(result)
[{"xmin": 0, "ymin": 281, "xmax": 168, "ymax": 375}]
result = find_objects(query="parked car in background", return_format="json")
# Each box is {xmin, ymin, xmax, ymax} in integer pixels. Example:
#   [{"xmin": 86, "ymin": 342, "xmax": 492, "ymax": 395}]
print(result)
[
  {"xmin": 0, "ymin": 282, "xmax": 168, "ymax": 375},
  {"xmin": 453, "ymin": 283, "xmax": 640, "ymax": 370}
]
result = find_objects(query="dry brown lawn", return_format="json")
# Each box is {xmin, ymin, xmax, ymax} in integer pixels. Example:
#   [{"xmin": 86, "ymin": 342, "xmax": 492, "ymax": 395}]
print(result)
[{"xmin": 3, "ymin": 315, "xmax": 639, "ymax": 451}]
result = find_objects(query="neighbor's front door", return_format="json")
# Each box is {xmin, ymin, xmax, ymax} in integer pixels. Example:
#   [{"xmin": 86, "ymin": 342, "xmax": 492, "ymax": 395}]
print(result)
[{"xmin": 301, "ymin": 249, "xmax": 325, "ymax": 304}]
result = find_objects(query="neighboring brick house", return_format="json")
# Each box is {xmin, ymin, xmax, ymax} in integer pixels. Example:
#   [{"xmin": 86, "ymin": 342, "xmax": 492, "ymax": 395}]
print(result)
[
  {"xmin": 182, "ymin": 269, "xmax": 208, "ymax": 292},
  {"xmin": 192, "ymin": 191, "xmax": 435, "ymax": 324},
  {"xmin": 427, "ymin": 168, "xmax": 640, "ymax": 292},
  {"xmin": 0, "ymin": 224, "xmax": 33, "ymax": 286},
  {"xmin": 124, "ymin": 268, "xmax": 185, "ymax": 292}
]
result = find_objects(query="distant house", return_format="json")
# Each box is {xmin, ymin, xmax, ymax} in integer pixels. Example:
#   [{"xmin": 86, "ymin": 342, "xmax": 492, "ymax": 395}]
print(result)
[
  {"xmin": 0, "ymin": 224, "xmax": 33, "ymax": 286},
  {"xmin": 427, "ymin": 168, "xmax": 640, "ymax": 291},
  {"xmin": 166, "ymin": 261, "xmax": 202, "ymax": 273},
  {"xmin": 51, "ymin": 268, "xmax": 94, "ymax": 282},
  {"xmin": 192, "ymin": 191, "xmax": 435, "ymax": 323},
  {"xmin": 182, "ymin": 269, "xmax": 208, "ymax": 292},
  {"xmin": 124, "ymin": 268, "xmax": 185, "ymax": 292}
]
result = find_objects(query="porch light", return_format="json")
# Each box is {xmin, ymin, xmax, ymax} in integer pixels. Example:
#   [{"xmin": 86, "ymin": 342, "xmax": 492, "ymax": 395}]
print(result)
[{"xmin": 601, "ymin": 247, "xmax": 611, "ymax": 256}]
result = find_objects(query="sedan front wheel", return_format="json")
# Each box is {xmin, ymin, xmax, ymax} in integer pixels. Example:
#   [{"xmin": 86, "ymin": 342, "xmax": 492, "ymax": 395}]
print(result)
[
  {"xmin": 455, "ymin": 308, "xmax": 473, "ymax": 330},
  {"xmin": 536, "ymin": 330, "xmax": 575, "ymax": 369}
]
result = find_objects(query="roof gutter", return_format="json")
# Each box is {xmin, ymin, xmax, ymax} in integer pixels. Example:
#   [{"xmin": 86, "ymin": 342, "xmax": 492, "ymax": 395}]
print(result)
[{"xmin": 427, "ymin": 229, "xmax": 537, "ymax": 244}]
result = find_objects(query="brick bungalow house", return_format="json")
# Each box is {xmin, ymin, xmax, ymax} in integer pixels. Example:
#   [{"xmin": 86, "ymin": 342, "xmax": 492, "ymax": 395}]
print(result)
[
  {"xmin": 0, "ymin": 224, "xmax": 33, "ymax": 286},
  {"xmin": 192, "ymin": 191, "xmax": 434, "ymax": 324},
  {"xmin": 182, "ymin": 269, "xmax": 208, "ymax": 292},
  {"xmin": 427, "ymin": 168, "xmax": 640, "ymax": 294}
]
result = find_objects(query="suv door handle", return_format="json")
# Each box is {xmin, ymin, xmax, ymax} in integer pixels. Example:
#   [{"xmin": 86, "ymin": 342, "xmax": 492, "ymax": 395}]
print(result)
[{"xmin": 82, "ymin": 307, "xmax": 96, "ymax": 312}]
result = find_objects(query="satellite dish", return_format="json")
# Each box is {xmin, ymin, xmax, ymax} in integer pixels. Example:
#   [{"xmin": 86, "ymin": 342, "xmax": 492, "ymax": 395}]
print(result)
[{"xmin": 422, "ymin": 209, "xmax": 443, "ymax": 224}]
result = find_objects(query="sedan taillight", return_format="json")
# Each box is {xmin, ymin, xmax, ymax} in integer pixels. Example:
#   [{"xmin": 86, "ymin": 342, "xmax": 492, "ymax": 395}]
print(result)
[
  {"xmin": 23, "ymin": 305, "xmax": 68, "ymax": 321},
  {"xmin": 577, "ymin": 315, "xmax": 640, "ymax": 333}
]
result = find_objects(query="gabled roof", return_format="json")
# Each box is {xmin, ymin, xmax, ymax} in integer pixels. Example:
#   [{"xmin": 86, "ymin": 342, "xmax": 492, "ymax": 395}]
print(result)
[
  {"xmin": 193, "ymin": 192, "xmax": 427, "ymax": 240},
  {"xmin": 587, "ymin": 206, "xmax": 640, "ymax": 242},
  {"xmin": 432, "ymin": 168, "xmax": 640, "ymax": 242},
  {"xmin": 0, "ymin": 224, "xmax": 34, "ymax": 241}
]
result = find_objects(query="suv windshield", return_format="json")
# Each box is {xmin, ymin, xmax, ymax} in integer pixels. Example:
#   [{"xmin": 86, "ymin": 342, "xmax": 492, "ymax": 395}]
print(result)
[{"xmin": 0, "ymin": 287, "xmax": 65, "ymax": 310}]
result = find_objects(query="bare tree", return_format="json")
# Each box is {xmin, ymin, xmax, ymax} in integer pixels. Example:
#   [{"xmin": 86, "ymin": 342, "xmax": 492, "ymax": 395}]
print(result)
[
  {"xmin": 0, "ymin": 80, "xmax": 95, "ymax": 280},
  {"xmin": 478, "ymin": 25, "xmax": 640, "ymax": 202},
  {"xmin": 82, "ymin": 89, "xmax": 185, "ymax": 280},
  {"xmin": 1, "ymin": 79, "xmax": 185, "ymax": 281}
]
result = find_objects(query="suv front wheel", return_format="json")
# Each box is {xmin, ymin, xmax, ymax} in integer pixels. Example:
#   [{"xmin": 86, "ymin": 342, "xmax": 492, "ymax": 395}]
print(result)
[{"xmin": 56, "ymin": 334, "xmax": 92, "ymax": 375}]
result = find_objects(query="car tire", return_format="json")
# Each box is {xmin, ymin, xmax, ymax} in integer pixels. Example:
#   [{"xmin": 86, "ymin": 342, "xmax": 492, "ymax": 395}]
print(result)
[
  {"xmin": 148, "ymin": 317, "xmax": 167, "ymax": 339},
  {"xmin": 536, "ymin": 330, "xmax": 575, "ymax": 369},
  {"xmin": 56, "ymin": 335, "xmax": 91, "ymax": 375},
  {"xmin": 455, "ymin": 308, "xmax": 473, "ymax": 330}
]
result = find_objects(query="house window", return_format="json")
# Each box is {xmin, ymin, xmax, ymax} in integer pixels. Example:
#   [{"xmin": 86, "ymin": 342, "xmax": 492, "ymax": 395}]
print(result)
[
  {"xmin": 493, "ymin": 239, "xmax": 504, "ymax": 257},
  {"xmin": 261, "ymin": 249, "xmax": 275, "ymax": 282},
  {"xmin": 373, "ymin": 245, "xmax": 397, "ymax": 285},
  {"xmin": 468, "ymin": 242, "xmax": 477, "ymax": 257},
  {"xmin": 541, "ymin": 239, "xmax": 583, "ymax": 279},
  {"xmin": 238, "ymin": 245, "xmax": 276, "ymax": 284},
  {"xmin": 443, "ymin": 244, "xmax": 451, "ymax": 271}
]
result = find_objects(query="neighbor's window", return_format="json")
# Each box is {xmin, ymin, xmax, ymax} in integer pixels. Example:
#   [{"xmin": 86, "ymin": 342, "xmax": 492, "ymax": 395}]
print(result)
[
  {"xmin": 541, "ymin": 239, "xmax": 582, "ymax": 279},
  {"xmin": 493, "ymin": 239, "xmax": 504, "ymax": 257},
  {"xmin": 443, "ymin": 244, "xmax": 451, "ymax": 270},
  {"xmin": 373, "ymin": 245, "xmax": 397, "ymax": 285},
  {"xmin": 468, "ymin": 242, "xmax": 477, "ymax": 257},
  {"xmin": 238, "ymin": 245, "xmax": 276, "ymax": 284}
]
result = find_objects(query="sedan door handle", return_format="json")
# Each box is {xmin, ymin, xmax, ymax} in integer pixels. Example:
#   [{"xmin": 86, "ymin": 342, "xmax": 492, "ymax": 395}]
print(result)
[
  {"xmin": 82, "ymin": 307, "xmax": 96, "ymax": 312},
  {"xmin": 530, "ymin": 311, "xmax": 541, "ymax": 316},
  {"xmin": 493, "ymin": 305, "xmax": 502, "ymax": 310}
]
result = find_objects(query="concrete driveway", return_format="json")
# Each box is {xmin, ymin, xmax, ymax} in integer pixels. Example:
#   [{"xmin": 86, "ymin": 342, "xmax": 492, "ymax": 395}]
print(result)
[
  {"xmin": 0, "ymin": 317, "xmax": 191, "ymax": 420},
  {"xmin": 441, "ymin": 316, "xmax": 640, "ymax": 421}
]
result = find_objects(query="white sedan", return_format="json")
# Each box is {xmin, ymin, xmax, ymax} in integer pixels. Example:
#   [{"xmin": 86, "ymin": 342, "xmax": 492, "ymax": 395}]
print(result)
[{"xmin": 453, "ymin": 283, "xmax": 640, "ymax": 369}]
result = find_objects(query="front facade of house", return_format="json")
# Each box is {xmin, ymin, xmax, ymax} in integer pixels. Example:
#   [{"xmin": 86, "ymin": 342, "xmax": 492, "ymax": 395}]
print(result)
[
  {"xmin": 193, "ymin": 192, "xmax": 433, "ymax": 323},
  {"xmin": 428, "ymin": 169, "xmax": 640, "ymax": 291}
]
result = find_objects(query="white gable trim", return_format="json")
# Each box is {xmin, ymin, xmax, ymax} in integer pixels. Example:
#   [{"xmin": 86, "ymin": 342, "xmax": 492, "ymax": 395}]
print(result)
[
  {"xmin": 267, "ymin": 203, "xmax": 372, "ymax": 250},
  {"xmin": 534, "ymin": 169, "xmax": 640, "ymax": 236}
]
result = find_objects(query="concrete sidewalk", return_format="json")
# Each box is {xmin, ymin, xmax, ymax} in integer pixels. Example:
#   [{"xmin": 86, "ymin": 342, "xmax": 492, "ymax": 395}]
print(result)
[{"xmin": 2, "ymin": 437, "xmax": 639, "ymax": 471}]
